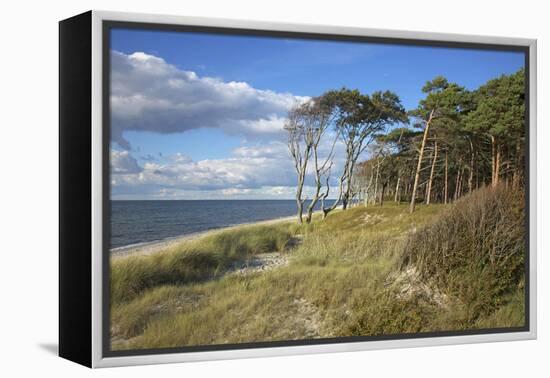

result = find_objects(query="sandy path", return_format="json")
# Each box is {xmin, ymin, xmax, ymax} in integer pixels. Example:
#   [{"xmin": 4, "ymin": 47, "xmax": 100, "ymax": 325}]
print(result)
[
  {"xmin": 230, "ymin": 252, "xmax": 290, "ymax": 275},
  {"xmin": 110, "ymin": 214, "xmax": 298, "ymax": 259}
]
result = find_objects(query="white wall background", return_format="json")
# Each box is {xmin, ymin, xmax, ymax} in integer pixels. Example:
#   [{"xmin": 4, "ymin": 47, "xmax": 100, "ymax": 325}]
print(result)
[{"xmin": 0, "ymin": 0, "xmax": 547, "ymax": 376}]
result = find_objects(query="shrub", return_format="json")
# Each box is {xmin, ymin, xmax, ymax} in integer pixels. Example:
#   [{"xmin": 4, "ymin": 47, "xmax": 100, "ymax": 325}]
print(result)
[
  {"xmin": 399, "ymin": 185, "xmax": 525, "ymax": 322},
  {"xmin": 343, "ymin": 289, "xmax": 438, "ymax": 336}
]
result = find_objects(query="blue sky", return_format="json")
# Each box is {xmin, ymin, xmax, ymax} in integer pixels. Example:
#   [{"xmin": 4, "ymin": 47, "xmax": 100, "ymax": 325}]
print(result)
[{"xmin": 109, "ymin": 28, "xmax": 524, "ymax": 200}]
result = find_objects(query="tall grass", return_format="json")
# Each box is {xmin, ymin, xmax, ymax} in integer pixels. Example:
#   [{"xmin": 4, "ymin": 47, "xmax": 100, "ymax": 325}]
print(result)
[
  {"xmin": 110, "ymin": 192, "xmax": 525, "ymax": 350},
  {"xmin": 111, "ymin": 203, "xmax": 446, "ymax": 349},
  {"xmin": 111, "ymin": 223, "xmax": 295, "ymax": 303}
]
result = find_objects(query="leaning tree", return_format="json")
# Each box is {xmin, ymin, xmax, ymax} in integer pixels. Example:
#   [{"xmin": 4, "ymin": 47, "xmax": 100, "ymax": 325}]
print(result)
[
  {"xmin": 284, "ymin": 97, "xmax": 338, "ymax": 224},
  {"xmin": 321, "ymin": 88, "xmax": 408, "ymax": 215},
  {"xmin": 408, "ymin": 77, "xmax": 468, "ymax": 213}
]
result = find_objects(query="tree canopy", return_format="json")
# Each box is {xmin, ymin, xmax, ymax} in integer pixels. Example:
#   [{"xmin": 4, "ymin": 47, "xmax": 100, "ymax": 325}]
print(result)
[{"xmin": 285, "ymin": 68, "xmax": 525, "ymax": 221}]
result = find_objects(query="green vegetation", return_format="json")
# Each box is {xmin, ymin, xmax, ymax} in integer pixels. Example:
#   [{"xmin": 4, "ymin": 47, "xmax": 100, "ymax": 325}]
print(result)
[
  {"xmin": 284, "ymin": 69, "xmax": 526, "ymax": 223},
  {"xmin": 400, "ymin": 186, "xmax": 525, "ymax": 324},
  {"xmin": 111, "ymin": 224, "xmax": 295, "ymax": 303},
  {"xmin": 111, "ymin": 186, "xmax": 525, "ymax": 350}
]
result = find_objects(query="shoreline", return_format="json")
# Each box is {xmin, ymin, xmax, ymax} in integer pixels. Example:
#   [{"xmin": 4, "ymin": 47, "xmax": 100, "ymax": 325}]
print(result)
[{"xmin": 110, "ymin": 213, "xmax": 299, "ymax": 259}]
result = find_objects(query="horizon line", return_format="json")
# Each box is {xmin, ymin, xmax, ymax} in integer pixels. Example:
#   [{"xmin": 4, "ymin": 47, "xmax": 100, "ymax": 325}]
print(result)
[{"xmin": 110, "ymin": 198, "xmax": 340, "ymax": 201}]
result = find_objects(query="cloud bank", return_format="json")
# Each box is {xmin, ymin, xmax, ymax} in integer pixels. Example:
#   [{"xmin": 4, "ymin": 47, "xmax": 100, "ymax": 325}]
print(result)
[
  {"xmin": 111, "ymin": 51, "xmax": 308, "ymax": 149},
  {"xmin": 111, "ymin": 138, "xmax": 346, "ymax": 200},
  {"xmin": 111, "ymin": 142, "xmax": 294, "ymax": 192},
  {"xmin": 108, "ymin": 50, "xmax": 346, "ymax": 199}
]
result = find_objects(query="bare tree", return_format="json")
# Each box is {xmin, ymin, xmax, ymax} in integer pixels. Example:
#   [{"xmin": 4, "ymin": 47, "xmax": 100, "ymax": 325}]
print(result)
[
  {"xmin": 304, "ymin": 100, "xmax": 339, "ymax": 223},
  {"xmin": 285, "ymin": 98, "xmax": 338, "ymax": 224},
  {"xmin": 284, "ymin": 103, "xmax": 313, "ymax": 224}
]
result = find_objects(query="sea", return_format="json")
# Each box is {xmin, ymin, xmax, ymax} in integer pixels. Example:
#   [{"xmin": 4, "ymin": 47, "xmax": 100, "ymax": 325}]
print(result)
[{"xmin": 110, "ymin": 200, "xmax": 331, "ymax": 250}]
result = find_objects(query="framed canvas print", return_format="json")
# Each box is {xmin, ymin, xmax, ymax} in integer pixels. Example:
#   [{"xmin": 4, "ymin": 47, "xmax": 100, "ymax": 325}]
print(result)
[{"xmin": 59, "ymin": 10, "xmax": 537, "ymax": 368}]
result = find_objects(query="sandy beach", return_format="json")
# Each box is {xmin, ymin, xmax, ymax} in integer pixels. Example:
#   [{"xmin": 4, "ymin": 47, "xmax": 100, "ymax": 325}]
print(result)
[{"xmin": 110, "ymin": 213, "xmax": 298, "ymax": 259}]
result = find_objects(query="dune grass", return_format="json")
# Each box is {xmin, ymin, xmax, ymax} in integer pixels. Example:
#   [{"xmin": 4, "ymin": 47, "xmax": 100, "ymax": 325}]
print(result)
[
  {"xmin": 111, "ymin": 223, "xmax": 296, "ymax": 303},
  {"xmin": 110, "ymin": 189, "xmax": 525, "ymax": 350}
]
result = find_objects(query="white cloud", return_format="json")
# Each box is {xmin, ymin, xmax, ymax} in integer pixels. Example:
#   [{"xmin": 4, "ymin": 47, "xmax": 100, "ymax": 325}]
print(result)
[
  {"xmin": 168, "ymin": 153, "xmax": 193, "ymax": 164},
  {"xmin": 109, "ymin": 132, "xmax": 353, "ymax": 200},
  {"xmin": 232, "ymin": 141, "xmax": 289, "ymax": 159},
  {"xmin": 109, "ymin": 141, "xmax": 349, "ymax": 200},
  {"xmin": 221, "ymin": 188, "xmax": 253, "ymax": 196},
  {"xmin": 111, "ymin": 184, "xmax": 342, "ymax": 201},
  {"xmin": 111, "ymin": 51, "xmax": 308, "ymax": 148},
  {"xmin": 111, "ymin": 150, "xmax": 142, "ymax": 174},
  {"xmin": 111, "ymin": 144, "xmax": 295, "ymax": 193},
  {"xmin": 263, "ymin": 186, "xmax": 296, "ymax": 197},
  {"xmin": 108, "ymin": 51, "xmax": 351, "ymax": 200}
]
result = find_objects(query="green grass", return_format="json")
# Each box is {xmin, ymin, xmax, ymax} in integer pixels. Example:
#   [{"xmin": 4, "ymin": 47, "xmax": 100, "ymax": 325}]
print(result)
[{"xmin": 110, "ymin": 191, "xmax": 525, "ymax": 350}]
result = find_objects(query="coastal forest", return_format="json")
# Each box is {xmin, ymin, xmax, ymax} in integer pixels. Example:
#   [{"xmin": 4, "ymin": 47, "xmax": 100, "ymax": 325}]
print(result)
[
  {"xmin": 110, "ymin": 69, "xmax": 526, "ymax": 351},
  {"xmin": 285, "ymin": 69, "xmax": 526, "ymax": 221}
]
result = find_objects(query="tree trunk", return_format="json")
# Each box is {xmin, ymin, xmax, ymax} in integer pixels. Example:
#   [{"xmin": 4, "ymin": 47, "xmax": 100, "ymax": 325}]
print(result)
[
  {"xmin": 444, "ymin": 150, "xmax": 448, "ymax": 205},
  {"xmin": 491, "ymin": 135, "xmax": 496, "ymax": 185},
  {"xmin": 505, "ymin": 155, "xmax": 511, "ymax": 189},
  {"xmin": 306, "ymin": 148, "xmax": 322, "ymax": 224},
  {"xmin": 454, "ymin": 159, "xmax": 462, "ymax": 201},
  {"xmin": 342, "ymin": 176, "xmax": 352, "ymax": 210},
  {"xmin": 468, "ymin": 138, "xmax": 474, "ymax": 193},
  {"xmin": 494, "ymin": 143, "xmax": 501, "ymax": 187},
  {"xmin": 380, "ymin": 182, "xmax": 387, "ymax": 206},
  {"xmin": 322, "ymin": 167, "xmax": 346, "ymax": 218},
  {"xmin": 295, "ymin": 170, "xmax": 306, "ymax": 224},
  {"xmin": 424, "ymin": 148, "xmax": 433, "ymax": 202},
  {"xmin": 296, "ymin": 199, "xmax": 304, "ymax": 224},
  {"xmin": 491, "ymin": 135, "xmax": 501, "ymax": 188},
  {"xmin": 363, "ymin": 167, "xmax": 375, "ymax": 207},
  {"xmin": 458, "ymin": 166, "xmax": 464, "ymax": 198},
  {"xmin": 410, "ymin": 109, "xmax": 434, "ymax": 213},
  {"xmin": 394, "ymin": 176, "xmax": 401, "ymax": 203},
  {"xmin": 426, "ymin": 140, "xmax": 438, "ymax": 205},
  {"xmin": 296, "ymin": 144, "xmax": 312, "ymax": 223},
  {"xmin": 373, "ymin": 159, "xmax": 380, "ymax": 206},
  {"xmin": 342, "ymin": 154, "xmax": 358, "ymax": 211},
  {"xmin": 305, "ymin": 188, "xmax": 319, "ymax": 224},
  {"xmin": 512, "ymin": 140, "xmax": 521, "ymax": 189}
]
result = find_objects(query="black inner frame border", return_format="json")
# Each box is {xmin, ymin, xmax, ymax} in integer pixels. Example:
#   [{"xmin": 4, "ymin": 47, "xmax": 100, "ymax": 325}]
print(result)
[{"xmin": 101, "ymin": 19, "xmax": 531, "ymax": 358}]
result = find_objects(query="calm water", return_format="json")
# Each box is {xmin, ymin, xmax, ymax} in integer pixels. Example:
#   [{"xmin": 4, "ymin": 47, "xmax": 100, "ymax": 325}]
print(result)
[{"xmin": 110, "ymin": 200, "xmax": 329, "ymax": 249}]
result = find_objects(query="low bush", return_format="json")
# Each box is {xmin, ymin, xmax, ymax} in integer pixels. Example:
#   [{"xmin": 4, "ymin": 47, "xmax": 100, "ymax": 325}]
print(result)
[{"xmin": 399, "ymin": 185, "xmax": 525, "ymax": 323}]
